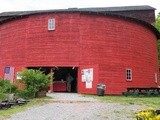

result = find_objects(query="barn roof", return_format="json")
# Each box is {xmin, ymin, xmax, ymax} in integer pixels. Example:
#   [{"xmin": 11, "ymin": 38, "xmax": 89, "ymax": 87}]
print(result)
[
  {"xmin": 78, "ymin": 5, "xmax": 155, "ymax": 12},
  {"xmin": 0, "ymin": 5, "xmax": 159, "ymax": 39},
  {"xmin": 0, "ymin": 5, "xmax": 155, "ymax": 17}
]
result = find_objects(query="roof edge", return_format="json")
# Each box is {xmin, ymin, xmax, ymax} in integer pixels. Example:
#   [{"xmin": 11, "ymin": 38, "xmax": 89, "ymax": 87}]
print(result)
[{"xmin": 0, "ymin": 10, "xmax": 159, "ymax": 39}]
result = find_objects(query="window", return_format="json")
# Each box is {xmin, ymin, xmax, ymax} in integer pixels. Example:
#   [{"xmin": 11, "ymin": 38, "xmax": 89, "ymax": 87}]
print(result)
[
  {"xmin": 48, "ymin": 18, "xmax": 55, "ymax": 30},
  {"xmin": 155, "ymin": 73, "xmax": 158, "ymax": 83},
  {"xmin": 126, "ymin": 69, "xmax": 132, "ymax": 81}
]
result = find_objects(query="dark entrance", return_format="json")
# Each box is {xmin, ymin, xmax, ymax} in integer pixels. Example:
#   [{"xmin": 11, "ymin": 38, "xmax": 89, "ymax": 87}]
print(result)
[
  {"xmin": 27, "ymin": 66, "xmax": 78, "ymax": 93},
  {"xmin": 53, "ymin": 67, "xmax": 78, "ymax": 93}
]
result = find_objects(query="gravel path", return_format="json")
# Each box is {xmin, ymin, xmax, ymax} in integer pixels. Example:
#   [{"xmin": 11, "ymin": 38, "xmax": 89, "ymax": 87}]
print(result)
[{"xmin": 6, "ymin": 93, "xmax": 145, "ymax": 120}]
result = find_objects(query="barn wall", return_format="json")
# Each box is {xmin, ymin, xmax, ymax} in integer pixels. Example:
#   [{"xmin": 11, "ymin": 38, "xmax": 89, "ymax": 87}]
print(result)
[
  {"xmin": 25, "ymin": 13, "xmax": 80, "ymax": 67},
  {"xmin": 0, "ymin": 18, "xmax": 28, "ymax": 78},
  {"xmin": 79, "ymin": 14, "xmax": 159, "ymax": 94},
  {"xmin": 0, "ymin": 13, "xmax": 159, "ymax": 94}
]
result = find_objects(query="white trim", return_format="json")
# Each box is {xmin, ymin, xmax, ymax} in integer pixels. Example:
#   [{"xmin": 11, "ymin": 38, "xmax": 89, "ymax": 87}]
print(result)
[
  {"xmin": 126, "ymin": 68, "xmax": 132, "ymax": 81},
  {"xmin": 48, "ymin": 18, "xmax": 55, "ymax": 30},
  {"xmin": 155, "ymin": 73, "xmax": 158, "ymax": 83}
]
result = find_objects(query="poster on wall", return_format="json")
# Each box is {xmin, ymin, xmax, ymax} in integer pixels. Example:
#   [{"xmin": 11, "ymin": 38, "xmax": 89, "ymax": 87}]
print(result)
[
  {"xmin": 81, "ymin": 68, "xmax": 93, "ymax": 82},
  {"xmin": 82, "ymin": 70, "xmax": 85, "ymax": 82},
  {"xmin": 86, "ymin": 81, "xmax": 92, "ymax": 88},
  {"xmin": 81, "ymin": 68, "xmax": 93, "ymax": 88}
]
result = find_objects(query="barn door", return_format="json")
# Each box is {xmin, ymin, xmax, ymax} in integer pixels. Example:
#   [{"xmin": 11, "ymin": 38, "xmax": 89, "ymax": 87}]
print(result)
[{"xmin": 78, "ymin": 65, "xmax": 99, "ymax": 94}]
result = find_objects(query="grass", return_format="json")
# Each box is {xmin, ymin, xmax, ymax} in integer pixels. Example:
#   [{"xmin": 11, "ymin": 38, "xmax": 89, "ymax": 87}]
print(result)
[
  {"xmin": 0, "ymin": 97, "xmax": 51, "ymax": 120},
  {"xmin": 84, "ymin": 95, "xmax": 160, "ymax": 119},
  {"xmin": 85, "ymin": 95, "xmax": 160, "ymax": 108}
]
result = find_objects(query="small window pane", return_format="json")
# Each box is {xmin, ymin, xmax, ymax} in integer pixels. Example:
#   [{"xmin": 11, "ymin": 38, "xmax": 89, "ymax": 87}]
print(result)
[
  {"xmin": 48, "ymin": 18, "xmax": 55, "ymax": 30},
  {"xmin": 126, "ymin": 69, "xmax": 132, "ymax": 81}
]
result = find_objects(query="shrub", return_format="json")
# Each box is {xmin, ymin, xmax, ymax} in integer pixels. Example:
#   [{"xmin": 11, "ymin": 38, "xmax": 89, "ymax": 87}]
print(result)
[
  {"xmin": 0, "ymin": 79, "xmax": 17, "ymax": 93},
  {"xmin": 18, "ymin": 69, "xmax": 51, "ymax": 98},
  {"xmin": 0, "ymin": 92, "xmax": 6, "ymax": 100},
  {"xmin": 136, "ymin": 108, "xmax": 160, "ymax": 120},
  {"xmin": 16, "ymin": 87, "xmax": 35, "ymax": 99}
]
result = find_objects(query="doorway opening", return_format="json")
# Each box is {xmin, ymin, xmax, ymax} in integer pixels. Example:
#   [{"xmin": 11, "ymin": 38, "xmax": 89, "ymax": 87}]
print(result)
[
  {"xmin": 53, "ymin": 67, "xmax": 78, "ymax": 93},
  {"xmin": 27, "ymin": 66, "xmax": 78, "ymax": 93}
]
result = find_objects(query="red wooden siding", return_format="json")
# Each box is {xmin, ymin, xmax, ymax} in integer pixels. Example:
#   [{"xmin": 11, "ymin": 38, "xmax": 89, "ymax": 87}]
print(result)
[{"xmin": 0, "ymin": 13, "xmax": 159, "ymax": 94}]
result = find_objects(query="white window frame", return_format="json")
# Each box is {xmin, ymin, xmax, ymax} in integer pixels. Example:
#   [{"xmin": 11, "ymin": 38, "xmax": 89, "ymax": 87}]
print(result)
[
  {"xmin": 126, "ymin": 69, "xmax": 132, "ymax": 81},
  {"xmin": 48, "ymin": 18, "xmax": 55, "ymax": 30},
  {"xmin": 155, "ymin": 73, "xmax": 158, "ymax": 83}
]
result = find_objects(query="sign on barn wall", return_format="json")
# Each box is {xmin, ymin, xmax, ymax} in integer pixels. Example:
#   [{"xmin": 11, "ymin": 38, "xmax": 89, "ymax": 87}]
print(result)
[{"xmin": 81, "ymin": 68, "xmax": 93, "ymax": 88}]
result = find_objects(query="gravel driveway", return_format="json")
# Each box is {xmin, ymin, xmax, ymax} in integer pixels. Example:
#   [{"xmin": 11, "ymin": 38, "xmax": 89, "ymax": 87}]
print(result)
[{"xmin": 6, "ymin": 93, "xmax": 144, "ymax": 120}]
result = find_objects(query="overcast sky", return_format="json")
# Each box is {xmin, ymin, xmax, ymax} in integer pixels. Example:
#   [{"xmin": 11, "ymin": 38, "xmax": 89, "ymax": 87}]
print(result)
[{"xmin": 0, "ymin": 0, "xmax": 159, "ymax": 15}]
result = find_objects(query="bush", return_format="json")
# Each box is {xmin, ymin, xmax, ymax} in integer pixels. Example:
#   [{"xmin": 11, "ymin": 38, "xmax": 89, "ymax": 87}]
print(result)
[
  {"xmin": 0, "ymin": 79, "xmax": 17, "ymax": 93},
  {"xmin": 0, "ymin": 92, "xmax": 6, "ymax": 100},
  {"xmin": 136, "ymin": 108, "xmax": 160, "ymax": 120},
  {"xmin": 18, "ymin": 69, "xmax": 51, "ymax": 98},
  {"xmin": 17, "ymin": 87, "xmax": 35, "ymax": 99}
]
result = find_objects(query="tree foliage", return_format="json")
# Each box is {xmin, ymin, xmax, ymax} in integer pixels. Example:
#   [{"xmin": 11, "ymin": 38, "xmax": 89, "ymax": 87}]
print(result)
[
  {"xmin": 155, "ymin": 12, "xmax": 160, "ymax": 65},
  {"xmin": 18, "ymin": 69, "xmax": 51, "ymax": 98},
  {"xmin": 155, "ymin": 13, "xmax": 160, "ymax": 32},
  {"xmin": 0, "ymin": 79, "xmax": 17, "ymax": 100},
  {"xmin": 0, "ymin": 79, "xmax": 17, "ymax": 93}
]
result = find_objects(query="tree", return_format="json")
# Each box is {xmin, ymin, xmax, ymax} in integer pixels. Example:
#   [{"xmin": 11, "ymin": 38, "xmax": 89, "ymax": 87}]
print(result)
[
  {"xmin": 155, "ymin": 13, "xmax": 160, "ymax": 31},
  {"xmin": 155, "ymin": 12, "xmax": 160, "ymax": 65}
]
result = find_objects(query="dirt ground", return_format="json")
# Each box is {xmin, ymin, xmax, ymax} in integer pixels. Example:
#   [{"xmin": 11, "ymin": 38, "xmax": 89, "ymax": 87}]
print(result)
[{"xmin": 6, "ymin": 93, "xmax": 145, "ymax": 120}]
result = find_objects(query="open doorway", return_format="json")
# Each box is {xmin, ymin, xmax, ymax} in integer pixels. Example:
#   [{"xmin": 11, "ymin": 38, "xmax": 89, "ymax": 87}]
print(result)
[
  {"xmin": 27, "ymin": 66, "xmax": 78, "ymax": 93},
  {"xmin": 53, "ymin": 67, "xmax": 78, "ymax": 93}
]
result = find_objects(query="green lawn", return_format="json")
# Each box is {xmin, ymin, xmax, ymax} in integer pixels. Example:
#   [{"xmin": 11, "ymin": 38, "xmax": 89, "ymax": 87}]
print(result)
[
  {"xmin": 0, "ymin": 97, "xmax": 51, "ymax": 120},
  {"xmin": 85, "ymin": 95, "xmax": 160, "ymax": 108}
]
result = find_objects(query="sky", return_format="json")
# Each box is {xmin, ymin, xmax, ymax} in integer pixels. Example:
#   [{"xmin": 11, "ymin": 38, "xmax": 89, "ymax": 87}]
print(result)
[{"xmin": 0, "ymin": 0, "xmax": 159, "ymax": 15}]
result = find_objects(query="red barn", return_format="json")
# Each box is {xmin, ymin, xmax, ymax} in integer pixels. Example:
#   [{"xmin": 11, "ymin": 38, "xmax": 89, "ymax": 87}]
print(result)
[{"xmin": 0, "ymin": 5, "xmax": 160, "ymax": 94}]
